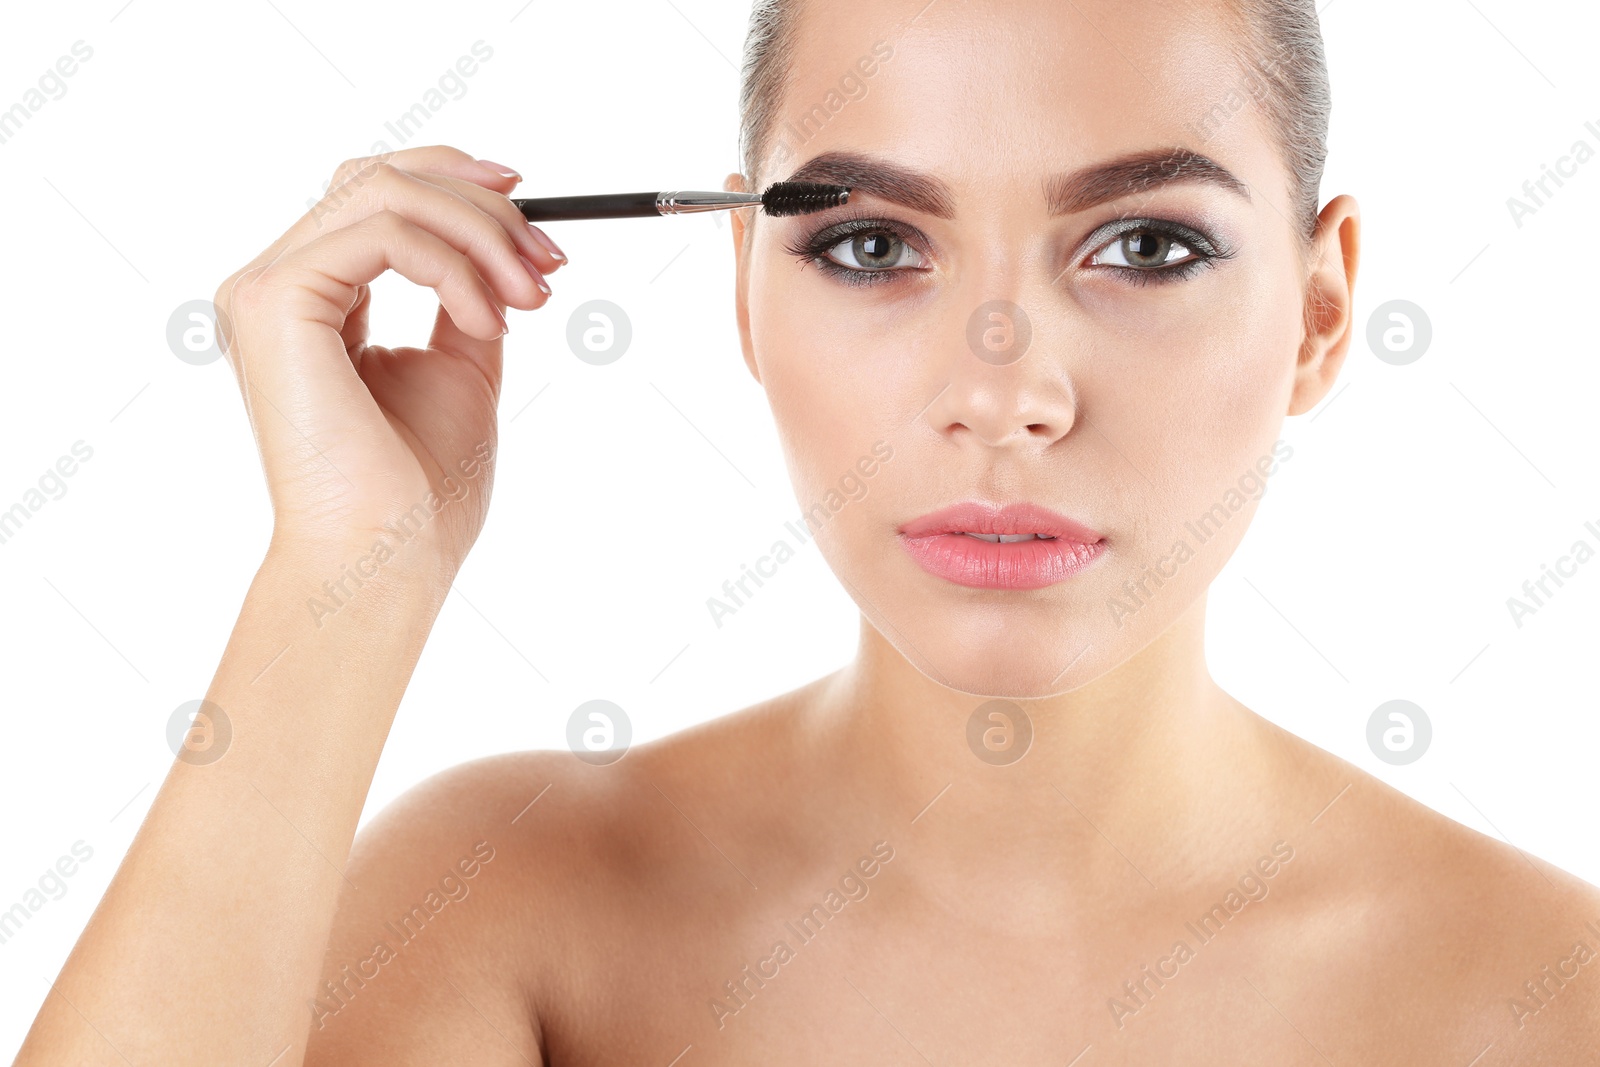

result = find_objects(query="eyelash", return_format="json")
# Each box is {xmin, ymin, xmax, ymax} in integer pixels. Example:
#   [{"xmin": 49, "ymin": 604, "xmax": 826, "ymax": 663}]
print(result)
[
  {"xmin": 1083, "ymin": 218, "xmax": 1235, "ymax": 287},
  {"xmin": 782, "ymin": 214, "xmax": 1236, "ymax": 288},
  {"xmin": 783, "ymin": 213, "xmax": 926, "ymax": 288}
]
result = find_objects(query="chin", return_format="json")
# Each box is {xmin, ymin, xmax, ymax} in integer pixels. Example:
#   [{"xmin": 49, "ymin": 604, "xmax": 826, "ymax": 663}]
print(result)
[
  {"xmin": 842, "ymin": 564, "xmax": 1121, "ymax": 696},
  {"xmin": 901, "ymin": 617, "xmax": 1112, "ymax": 698},
  {"xmin": 844, "ymin": 543, "xmax": 1210, "ymax": 700},
  {"xmin": 823, "ymin": 521, "xmax": 1212, "ymax": 698}
]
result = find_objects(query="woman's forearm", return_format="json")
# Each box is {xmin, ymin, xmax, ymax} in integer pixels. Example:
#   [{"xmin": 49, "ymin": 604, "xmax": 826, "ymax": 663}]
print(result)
[{"xmin": 15, "ymin": 537, "xmax": 451, "ymax": 1067}]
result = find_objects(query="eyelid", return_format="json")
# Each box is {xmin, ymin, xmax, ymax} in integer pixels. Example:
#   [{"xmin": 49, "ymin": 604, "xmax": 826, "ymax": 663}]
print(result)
[
  {"xmin": 1078, "ymin": 216, "xmax": 1226, "ymax": 262},
  {"xmin": 783, "ymin": 213, "xmax": 937, "ymax": 284},
  {"xmin": 781, "ymin": 211, "xmax": 1233, "ymax": 288},
  {"xmin": 787, "ymin": 211, "xmax": 936, "ymax": 258}
]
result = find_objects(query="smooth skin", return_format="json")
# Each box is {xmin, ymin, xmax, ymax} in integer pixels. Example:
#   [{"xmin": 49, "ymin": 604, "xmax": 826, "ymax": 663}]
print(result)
[{"xmin": 17, "ymin": 0, "xmax": 1600, "ymax": 1063}]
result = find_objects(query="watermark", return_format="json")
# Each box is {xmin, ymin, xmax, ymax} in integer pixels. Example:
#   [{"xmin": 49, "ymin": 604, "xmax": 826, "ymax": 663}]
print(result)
[
  {"xmin": 566, "ymin": 699, "xmax": 631, "ymax": 765},
  {"xmin": 167, "ymin": 699, "xmax": 232, "ymax": 766},
  {"xmin": 1505, "ymin": 518, "xmax": 1600, "ymax": 629},
  {"xmin": 309, "ymin": 839, "xmax": 496, "ymax": 1028},
  {"xmin": 1108, "ymin": 440, "xmax": 1293, "ymax": 627},
  {"xmin": 706, "ymin": 440, "xmax": 894, "ymax": 629},
  {"xmin": 167, "ymin": 299, "xmax": 231, "ymax": 365},
  {"xmin": 0, "ymin": 439, "xmax": 95, "ymax": 549},
  {"xmin": 567, "ymin": 299, "xmax": 632, "ymax": 365},
  {"xmin": 769, "ymin": 40, "xmax": 894, "ymax": 172},
  {"xmin": 306, "ymin": 441, "xmax": 492, "ymax": 627},
  {"xmin": 1506, "ymin": 119, "xmax": 1600, "ymax": 230},
  {"xmin": 1366, "ymin": 299, "xmax": 1432, "ymax": 365},
  {"xmin": 1506, "ymin": 918, "xmax": 1600, "ymax": 1029},
  {"xmin": 710, "ymin": 840, "xmax": 895, "ymax": 1029},
  {"xmin": 0, "ymin": 40, "xmax": 94, "ymax": 148},
  {"xmin": 1185, "ymin": 40, "xmax": 1298, "ymax": 145},
  {"xmin": 1365, "ymin": 699, "xmax": 1430, "ymax": 765},
  {"xmin": 306, "ymin": 40, "xmax": 496, "ymax": 224},
  {"xmin": 966, "ymin": 300, "xmax": 1032, "ymax": 366},
  {"xmin": 966, "ymin": 700, "xmax": 1032, "ymax": 765},
  {"xmin": 1107, "ymin": 839, "xmax": 1294, "ymax": 1028},
  {"xmin": 0, "ymin": 841, "xmax": 94, "ymax": 948}
]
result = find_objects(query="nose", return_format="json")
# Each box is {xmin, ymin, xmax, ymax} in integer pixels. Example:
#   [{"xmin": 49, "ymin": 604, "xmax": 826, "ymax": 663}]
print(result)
[{"xmin": 922, "ymin": 298, "xmax": 1077, "ymax": 449}]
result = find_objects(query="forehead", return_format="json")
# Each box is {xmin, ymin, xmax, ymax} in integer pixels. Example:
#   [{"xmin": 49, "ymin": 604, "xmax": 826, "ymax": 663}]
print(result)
[{"xmin": 771, "ymin": 0, "xmax": 1277, "ymax": 202}]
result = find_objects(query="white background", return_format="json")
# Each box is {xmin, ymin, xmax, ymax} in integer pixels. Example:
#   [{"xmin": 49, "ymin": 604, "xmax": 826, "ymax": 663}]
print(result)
[{"xmin": 1, "ymin": 0, "xmax": 1597, "ymax": 1053}]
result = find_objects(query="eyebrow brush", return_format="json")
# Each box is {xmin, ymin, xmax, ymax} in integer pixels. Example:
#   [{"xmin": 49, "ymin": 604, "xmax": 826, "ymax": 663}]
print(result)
[{"xmin": 512, "ymin": 181, "xmax": 850, "ymax": 222}]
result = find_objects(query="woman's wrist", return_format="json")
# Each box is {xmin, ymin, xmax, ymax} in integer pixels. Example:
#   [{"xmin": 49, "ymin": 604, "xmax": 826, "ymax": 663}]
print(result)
[{"xmin": 264, "ymin": 525, "xmax": 459, "ymax": 623}]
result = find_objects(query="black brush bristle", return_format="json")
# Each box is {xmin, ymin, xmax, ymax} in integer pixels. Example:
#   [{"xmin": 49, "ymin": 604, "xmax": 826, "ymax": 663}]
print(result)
[{"xmin": 761, "ymin": 181, "xmax": 851, "ymax": 217}]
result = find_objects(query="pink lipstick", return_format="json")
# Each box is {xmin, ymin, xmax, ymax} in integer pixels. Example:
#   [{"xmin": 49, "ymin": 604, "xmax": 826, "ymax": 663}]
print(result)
[{"xmin": 898, "ymin": 501, "xmax": 1105, "ymax": 590}]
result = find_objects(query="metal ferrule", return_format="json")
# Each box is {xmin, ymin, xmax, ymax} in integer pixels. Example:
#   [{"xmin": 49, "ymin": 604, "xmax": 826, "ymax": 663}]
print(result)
[{"xmin": 655, "ymin": 191, "xmax": 765, "ymax": 215}]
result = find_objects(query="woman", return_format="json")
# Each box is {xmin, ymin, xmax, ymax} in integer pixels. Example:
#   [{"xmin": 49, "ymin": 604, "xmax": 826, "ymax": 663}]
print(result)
[{"xmin": 18, "ymin": 0, "xmax": 1600, "ymax": 1062}]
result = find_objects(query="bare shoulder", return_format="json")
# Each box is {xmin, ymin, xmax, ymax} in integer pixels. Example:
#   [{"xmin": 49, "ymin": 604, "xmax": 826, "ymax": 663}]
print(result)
[
  {"xmin": 298, "ymin": 748, "xmax": 555, "ymax": 1065},
  {"xmin": 1249, "ymin": 716, "xmax": 1600, "ymax": 1061},
  {"xmin": 301, "ymin": 679, "xmax": 822, "ymax": 1064}
]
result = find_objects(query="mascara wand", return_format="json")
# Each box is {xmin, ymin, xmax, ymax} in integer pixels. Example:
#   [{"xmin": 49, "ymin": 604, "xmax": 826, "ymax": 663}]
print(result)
[{"xmin": 512, "ymin": 181, "xmax": 850, "ymax": 222}]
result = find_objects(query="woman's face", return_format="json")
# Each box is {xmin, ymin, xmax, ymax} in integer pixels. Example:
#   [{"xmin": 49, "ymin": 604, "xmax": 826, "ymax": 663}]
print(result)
[{"xmin": 730, "ymin": 0, "xmax": 1348, "ymax": 697}]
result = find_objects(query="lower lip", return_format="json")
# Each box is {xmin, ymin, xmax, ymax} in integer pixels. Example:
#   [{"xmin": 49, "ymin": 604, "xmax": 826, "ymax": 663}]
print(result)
[{"xmin": 899, "ymin": 533, "xmax": 1106, "ymax": 590}]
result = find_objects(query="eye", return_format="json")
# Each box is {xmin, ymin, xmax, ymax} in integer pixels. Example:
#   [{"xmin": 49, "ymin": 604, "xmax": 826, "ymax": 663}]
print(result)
[
  {"xmin": 822, "ymin": 231, "xmax": 924, "ymax": 274},
  {"xmin": 1090, "ymin": 230, "xmax": 1198, "ymax": 270},
  {"xmin": 1080, "ymin": 219, "xmax": 1234, "ymax": 285},
  {"xmin": 783, "ymin": 217, "xmax": 931, "ymax": 287}
]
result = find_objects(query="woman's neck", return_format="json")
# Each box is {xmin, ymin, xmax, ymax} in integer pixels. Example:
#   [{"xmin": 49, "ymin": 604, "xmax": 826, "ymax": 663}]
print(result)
[{"xmin": 804, "ymin": 592, "xmax": 1303, "ymax": 908}]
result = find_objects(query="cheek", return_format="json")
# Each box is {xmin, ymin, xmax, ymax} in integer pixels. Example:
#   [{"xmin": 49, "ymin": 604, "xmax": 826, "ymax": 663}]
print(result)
[
  {"xmin": 1087, "ymin": 264, "xmax": 1301, "ymax": 455},
  {"xmin": 1076, "ymin": 265, "xmax": 1303, "ymax": 558},
  {"xmin": 749, "ymin": 267, "xmax": 926, "ymax": 500}
]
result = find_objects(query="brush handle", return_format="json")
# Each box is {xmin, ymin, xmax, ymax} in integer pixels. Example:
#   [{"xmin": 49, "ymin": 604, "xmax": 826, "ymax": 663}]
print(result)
[
  {"xmin": 512, "ymin": 190, "xmax": 765, "ymax": 222},
  {"xmin": 513, "ymin": 191, "xmax": 662, "ymax": 221}
]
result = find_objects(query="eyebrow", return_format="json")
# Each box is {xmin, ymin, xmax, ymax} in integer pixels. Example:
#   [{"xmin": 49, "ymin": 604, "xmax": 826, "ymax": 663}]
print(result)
[{"xmin": 780, "ymin": 148, "xmax": 1251, "ymax": 219}]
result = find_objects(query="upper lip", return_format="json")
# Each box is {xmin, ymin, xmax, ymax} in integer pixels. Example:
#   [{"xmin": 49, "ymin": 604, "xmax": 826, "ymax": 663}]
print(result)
[{"xmin": 898, "ymin": 501, "xmax": 1104, "ymax": 542}]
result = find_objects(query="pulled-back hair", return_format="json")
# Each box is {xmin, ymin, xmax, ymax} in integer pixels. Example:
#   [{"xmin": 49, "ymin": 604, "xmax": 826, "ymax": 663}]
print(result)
[{"xmin": 736, "ymin": 0, "xmax": 1331, "ymax": 242}]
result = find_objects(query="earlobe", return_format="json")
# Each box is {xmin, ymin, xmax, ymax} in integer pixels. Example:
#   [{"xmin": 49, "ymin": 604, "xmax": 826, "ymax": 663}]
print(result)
[
  {"xmin": 1288, "ymin": 194, "xmax": 1361, "ymax": 417},
  {"xmin": 723, "ymin": 170, "xmax": 762, "ymax": 386}
]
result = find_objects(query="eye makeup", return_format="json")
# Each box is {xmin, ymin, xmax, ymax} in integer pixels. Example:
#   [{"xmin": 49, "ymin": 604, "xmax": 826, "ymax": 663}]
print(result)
[
  {"xmin": 781, "ymin": 210, "xmax": 933, "ymax": 288},
  {"xmin": 780, "ymin": 207, "xmax": 1238, "ymax": 288},
  {"xmin": 1078, "ymin": 217, "xmax": 1238, "ymax": 286}
]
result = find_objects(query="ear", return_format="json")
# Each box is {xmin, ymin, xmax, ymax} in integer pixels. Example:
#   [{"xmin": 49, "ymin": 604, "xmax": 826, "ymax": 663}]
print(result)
[
  {"xmin": 723, "ymin": 170, "xmax": 761, "ymax": 386},
  {"xmin": 1288, "ymin": 193, "xmax": 1360, "ymax": 416}
]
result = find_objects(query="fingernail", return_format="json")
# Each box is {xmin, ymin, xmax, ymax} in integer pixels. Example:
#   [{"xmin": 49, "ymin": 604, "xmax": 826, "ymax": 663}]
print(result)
[
  {"xmin": 527, "ymin": 223, "xmax": 567, "ymax": 263},
  {"xmin": 493, "ymin": 303, "xmax": 510, "ymax": 336},
  {"xmin": 519, "ymin": 255, "xmax": 551, "ymax": 295},
  {"xmin": 475, "ymin": 159, "xmax": 521, "ymax": 180}
]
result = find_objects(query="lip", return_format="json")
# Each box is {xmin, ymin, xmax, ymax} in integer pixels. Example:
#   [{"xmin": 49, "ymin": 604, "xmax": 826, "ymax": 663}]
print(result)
[{"xmin": 897, "ymin": 501, "xmax": 1106, "ymax": 590}]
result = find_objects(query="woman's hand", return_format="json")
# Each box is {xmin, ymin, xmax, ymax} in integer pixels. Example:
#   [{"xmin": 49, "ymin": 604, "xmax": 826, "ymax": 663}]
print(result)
[
  {"xmin": 213, "ymin": 144, "xmax": 565, "ymax": 580},
  {"xmin": 12, "ymin": 144, "xmax": 567, "ymax": 1067}
]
